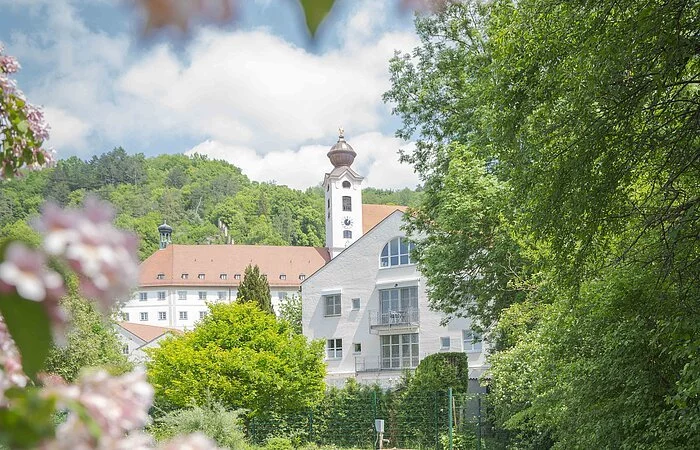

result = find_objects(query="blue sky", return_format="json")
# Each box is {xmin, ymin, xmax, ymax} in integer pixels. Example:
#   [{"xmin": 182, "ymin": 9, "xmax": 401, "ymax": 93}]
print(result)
[{"xmin": 0, "ymin": 0, "xmax": 421, "ymax": 189}]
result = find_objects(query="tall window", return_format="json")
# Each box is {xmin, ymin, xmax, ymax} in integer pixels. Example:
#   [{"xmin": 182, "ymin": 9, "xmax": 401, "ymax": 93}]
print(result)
[
  {"xmin": 179, "ymin": 311, "xmax": 188, "ymax": 320},
  {"xmin": 380, "ymin": 237, "xmax": 416, "ymax": 267},
  {"xmin": 199, "ymin": 311, "xmax": 207, "ymax": 319},
  {"xmin": 140, "ymin": 312, "xmax": 148, "ymax": 321},
  {"xmin": 324, "ymin": 294, "xmax": 341, "ymax": 317},
  {"xmin": 158, "ymin": 311, "xmax": 167, "ymax": 321},
  {"xmin": 462, "ymin": 330, "xmax": 483, "ymax": 353},
  {"xmin": 381, "ymin": 333, "xmax": 419, "ymax": 369},
  {"xmin": 198, "ymin": 291, "xmax": 207, "ymax": 300},
  {"xmin": 139, "ymin": 292, "xmax": 147, "ymax": 301},
  {"xmin": 343, "ymin": 230, "xmax": 352, "ymax": 239},
  {"xmin": 178, "ymin": 291, "xmax": 187, "ymax": 301},
  {"xmin": 342, "ymin": 196, "xmax": 352, "ymax": 211},
  {"xmin": 157, "ymin": 291, "xmax": 166, "ymax": 300},
  {"xmin": 342, "ymin": 181, "xmax": 351, "ymax": 188},
  {"xmin": 380, "ymin": 287, "xmax": 418, "ymax": 316},
  {"xmin": 326, "ymin": 339, "xmax": 342, "ymax": 359},
  {"xmin": 218, "ymin": 291, "xmax": 227, "ymax": 301}
]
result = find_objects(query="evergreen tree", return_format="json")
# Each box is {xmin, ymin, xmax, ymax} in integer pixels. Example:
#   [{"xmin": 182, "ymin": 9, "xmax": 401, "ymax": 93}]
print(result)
[{"xmin": 236, "ymin": 264, "xmax": 272, "ymax": 313}]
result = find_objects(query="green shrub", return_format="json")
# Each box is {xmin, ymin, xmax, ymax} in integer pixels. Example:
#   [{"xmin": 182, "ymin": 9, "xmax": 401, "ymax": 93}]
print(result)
[
  {"xmin": 151, "ymin": 401, "xmax": 246, "ymax": 449},
  {"xmin": 265, "ymin": 437, "xmax": 293, "ymax": 450}
]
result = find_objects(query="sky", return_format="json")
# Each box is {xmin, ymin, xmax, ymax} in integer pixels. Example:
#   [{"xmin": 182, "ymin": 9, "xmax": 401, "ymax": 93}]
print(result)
[{"xmin": 0, "ymin": 0, "xmax": 422, "ymax": 190}]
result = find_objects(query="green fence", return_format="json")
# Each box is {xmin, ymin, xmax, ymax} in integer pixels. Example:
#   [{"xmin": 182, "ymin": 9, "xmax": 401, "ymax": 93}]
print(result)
[{"xmin": 246, "ymin": 389, "xmax": 497, "ymax": 450}]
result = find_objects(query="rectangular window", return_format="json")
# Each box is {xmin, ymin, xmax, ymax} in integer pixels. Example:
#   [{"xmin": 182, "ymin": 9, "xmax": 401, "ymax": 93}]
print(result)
[
  {"xmin": 326, "ymin": 338, "xmax": 342, "ymax": 359},
  {"xmin": 139, "ymin": 292, "xmax": 147, "ymax": 301},
  {"xmin": 441, "ymin": 337, "xmax": 451, "ymax": 349},
  {"xmin": 179, "ymin": 311, "xmax": 188, "ymax": 320},
  {"xmin": 353, "ymin": 343, "xmax": 362, "ymax": 354},
  {"xmin": 178, "ymin": 291, "xmax": 187, "ymax": 301},
  {"xmin": 198, "ymin": 291, "xmax": 207, "ymax": 301},
  {"xmin": 158, "ymin": 311, "xmax": 167, "ymax": 321},
  {"xmin": 343, "ymin": 230, "xmax": 352, "ymax": 239},
  {"xmin": 218, "ymin": 291, "xmax": 227, "ymax": 301},
  {"xmin": 157, "ymin": 291, "xmax": 166, "ymax": 300},
  {"xmin": 123, "ymin": 312, "xmax": 130, "ymax": 321},
  {"xmin": 381, "ymin": 333, "xmax": 419, "ymax": 369},
  {"xmin": 219, "ymin": 273, "xmax": 227, "ymax": 280},
  {"xmin": 462, "ymin": 330, "xmax": 483, "ymax": 353},
  {"xmin": 140, "ymin": 312, "xmax": 148, "ymax": 321},
  {"xmin": 198, "ymin": 273, "xmax": 205, "ymax": 280},
  {"xmin": 181, "ymin": 273, "xmax": 189, "ymax": 279},
  {"xmin": 324, "ymin": 295, "xmax": 341, "ymax": 317},
  {"xmin": 122, "ymin": 344, "xmax": 129, "ymax": 355},
  {"xmin": 278, "ymin": 292, "xmax": 286, "ymax": 300},
  {"xmin": 156, "ymin": 273, "xmax": 165, "ymax": 280},
  {"xmin": 234, "ymin": 274, "xmax": 241, "ymax": 280},
  {"xmin": 279, "ymin": 274, "xmax": 286, "ymax": 280},
  {"xmin": 299, "ymin": 274, "xmax": 306, "ymax": 281},
  {"xmin": 379, "ymin": 287, "xmax": 419, "ymax": 324},
  {"xmin": 351, "ymin": 298, "xmax": 360, "ymax": 310},
  {"xmin": 199, "ymin": 311, "xmax": 207, "ymax": 319},
  {"xmin": 342, "ymin": 196, "xmax": 352, "ymax": 211}
]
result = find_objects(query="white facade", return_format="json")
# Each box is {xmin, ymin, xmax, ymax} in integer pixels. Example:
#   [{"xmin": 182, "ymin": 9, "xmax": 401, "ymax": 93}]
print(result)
[
  {"xmin": 120, "ymin": 287, "xmax": 297, "ymax": 330},
  {"xmin": 324, "ymin": 166, "xmax": 364, "ymax": 259},
  {"xmin": 302, "ymin": 211, "xmax": 488, "ymax": 388}
]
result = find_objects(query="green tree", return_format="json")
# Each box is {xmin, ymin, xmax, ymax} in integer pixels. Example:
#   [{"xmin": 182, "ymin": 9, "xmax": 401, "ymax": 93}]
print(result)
[
  {"xmin": 277, "ymin": 294, "xmax": 302, "ymax": 334},
  {"xmin": 43, "ymin": 295, "xmax": 132, "ymax": 382},
  {"xmin": 236, "ymin": 264, "xmax": 273, "ymax": 313},
  {"xmin": 385, "ymin": 1, "xmax": 700, "ymax": 448},
  {"xmin": 147, "ymin": 302, "xmax": 325, "ymax": 417}
]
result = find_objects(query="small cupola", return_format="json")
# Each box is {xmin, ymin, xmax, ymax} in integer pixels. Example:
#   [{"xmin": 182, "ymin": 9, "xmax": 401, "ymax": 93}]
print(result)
[
  {"xmin": 327, "ymin": 127, "xmax": 357, "ymax": 168},
  {"xmin": 158, "ymin": 221, "xmax": 173, "ymax": 249}
]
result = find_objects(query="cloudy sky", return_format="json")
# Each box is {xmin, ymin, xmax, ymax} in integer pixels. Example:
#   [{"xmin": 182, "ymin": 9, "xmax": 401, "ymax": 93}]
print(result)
[{"xmin": 0, "ymin": 0, "xmax": 422, "ymax": 189}]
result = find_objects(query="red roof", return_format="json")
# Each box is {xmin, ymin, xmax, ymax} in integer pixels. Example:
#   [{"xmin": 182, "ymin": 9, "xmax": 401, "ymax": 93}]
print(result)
[
  {"xmin": 118, "ymin": 322, "xmax": 182, "ymax": 342},
  {"xmin": 362, "ymin": 204, "xmax": 407, "ymax": 233}
]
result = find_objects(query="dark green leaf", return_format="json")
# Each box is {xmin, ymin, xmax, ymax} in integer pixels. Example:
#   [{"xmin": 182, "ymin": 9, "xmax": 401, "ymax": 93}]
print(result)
[{"xmin": 298, "ymin": 0, "xmax": 335, "ymax": 36}]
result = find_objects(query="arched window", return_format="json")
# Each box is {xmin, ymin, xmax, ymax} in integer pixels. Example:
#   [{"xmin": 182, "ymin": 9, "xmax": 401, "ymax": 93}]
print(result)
[
  {"xmin": 342, "ymin": 196, "xmax": 352, "ymax": 211},
  {"xmin": 380, "ymin": 237, "xmax": 415, "ymax": 267},
  {"xmin": 342, "ymin": 181, "xmax": 351, "ymax": 188},
  {"xmin": 343, "ymin": 230, "xmax": 352, "ymax": 239}
]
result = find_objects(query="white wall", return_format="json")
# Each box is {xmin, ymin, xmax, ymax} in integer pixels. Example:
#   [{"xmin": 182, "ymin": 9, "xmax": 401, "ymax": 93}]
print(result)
[
  {"xmin": 303, "ymin": 212, "xmax": 488, "ymax": 388},
  {"xmin": 324, "ymin": 169, "xmax": 363, "ymax": 258},
  {"xmin": 121, "ymin": 286, "xmax": 298, "ymax": 330}
]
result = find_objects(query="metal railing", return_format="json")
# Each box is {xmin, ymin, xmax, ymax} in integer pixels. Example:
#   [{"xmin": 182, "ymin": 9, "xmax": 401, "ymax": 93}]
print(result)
[
  {"xmin": 368, "ymin": 308, "xmax": 420, "ymax": 329},
  {"xmin": 355, "ymin": 353, "xmax": 429, "ymax": 373}
]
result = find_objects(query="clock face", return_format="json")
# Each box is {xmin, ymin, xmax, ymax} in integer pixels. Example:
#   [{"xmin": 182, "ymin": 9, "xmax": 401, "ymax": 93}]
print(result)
[{"xmin": 342, "ymin": 217, "xmax": 354, "ymax": 228}]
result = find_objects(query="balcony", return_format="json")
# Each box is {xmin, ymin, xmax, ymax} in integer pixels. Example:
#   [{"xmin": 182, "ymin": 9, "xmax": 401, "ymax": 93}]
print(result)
[
  {"xmin": 368, "ymin": 308, "xmax": 420, "ymax": 332},
  {"xmin": 354, "ymin": 352, "xmax": 429, "ymax": 373}
]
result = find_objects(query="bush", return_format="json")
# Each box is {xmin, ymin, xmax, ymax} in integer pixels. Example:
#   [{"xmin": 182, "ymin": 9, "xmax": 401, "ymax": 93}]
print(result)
[
  {"xmin": 150, "ymin": 401, "xmax": 246, "ymax": 449},
  {"xmin": 265, "ymin": 437, "xmax": 293, "ymax": 450}
]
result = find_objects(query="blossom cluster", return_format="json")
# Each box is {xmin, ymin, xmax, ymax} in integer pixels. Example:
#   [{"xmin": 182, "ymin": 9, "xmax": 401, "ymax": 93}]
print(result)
[
  {"xmin": 0, "ymin": 42, "xmax": 55, "ymax": 179},
  {"xmin": 0, "ymin": 317, "xmax": 27, "ymax": 405},
  {"xmin": 36, "ymin": 197, "xmax": 139, "ymax": 312}
]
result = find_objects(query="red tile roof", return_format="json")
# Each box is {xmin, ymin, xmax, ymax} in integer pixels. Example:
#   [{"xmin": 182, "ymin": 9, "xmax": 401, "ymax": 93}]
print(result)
[
  {"xmin": 117, "ymin": 322, "xmax": 182, "ymax": 343},
  {"xmin": 139, "ymin": 204, "xmax": 405, "ymax": 288}
]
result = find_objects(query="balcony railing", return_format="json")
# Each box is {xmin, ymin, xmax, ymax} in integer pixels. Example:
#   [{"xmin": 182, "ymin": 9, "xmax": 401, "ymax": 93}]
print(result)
[
  {"xmin": 354, "ymin": 353, "xmax": 428, "ymax": 373},
  {"xmin": 368, "ymin": 308, "xmax": 420, "ymax": 330}
]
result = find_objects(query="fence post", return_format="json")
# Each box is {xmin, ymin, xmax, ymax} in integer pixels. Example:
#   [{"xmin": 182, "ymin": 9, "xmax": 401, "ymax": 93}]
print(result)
[
  {"xmin": 251, "ymin": 417, "xmax": 255, "ymax": 444},
  {"xmin": 448, "ymin": 387, "xmax": 453, "ymax": 450},
  {"xmin": 477, "ymin": 397, "xmax": 482, "ymax": 450}
]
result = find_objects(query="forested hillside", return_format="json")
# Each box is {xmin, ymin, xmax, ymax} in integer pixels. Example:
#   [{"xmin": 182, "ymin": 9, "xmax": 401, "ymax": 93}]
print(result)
[{"xmin": 0, "ymin": 148, "xmax": 420, "ymax": 260}]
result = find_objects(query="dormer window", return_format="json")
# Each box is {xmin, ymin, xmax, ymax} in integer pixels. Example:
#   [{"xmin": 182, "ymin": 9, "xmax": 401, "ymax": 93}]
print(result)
[
  {"xmin": 181, "ymin": 273, "xmax": 189, "ymax": 279},
  {"xmin": 279, "ymin": 274, "xmax": 286, "ymax": 280},
  {"xmin": 220, "ymin": 273, "xmax": 227, "ymax": 280},
  {"xmin": 342, "ymin": 181, "xmax": 351, "ymax": 188},
  {"xmin": 299, "ymin": 274, "xmax": 306, "ymax": 281},
  {"xmin": 156, "ymin": 273, "xmax": 165, "ymax": 280},
  {"xmin": 198, "ymin": 273, "xmax": 205, "ymax": 280},
  {"xmin": 234, "ymin": 274, "xmax": 241, "ymax": 280},
  {"xmin": 262, "ymin": 274, "xmax": 268, "ymax": 279}
]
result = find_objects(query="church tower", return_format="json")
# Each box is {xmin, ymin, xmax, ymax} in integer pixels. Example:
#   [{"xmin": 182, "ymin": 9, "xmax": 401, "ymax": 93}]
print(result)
[{"xmin": 324, "ymin": 128, "xmax": 364, "ymax": 259}]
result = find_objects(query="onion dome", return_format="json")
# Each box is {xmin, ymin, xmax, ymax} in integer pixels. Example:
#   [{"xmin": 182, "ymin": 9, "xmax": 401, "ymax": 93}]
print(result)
[
  {"xmin": 327, "ymin": 127, "xmax": 357, "ymax": 167},
  {"xmin": 158, "ymin": 221, "xmax": 173, "ymax": 234}
]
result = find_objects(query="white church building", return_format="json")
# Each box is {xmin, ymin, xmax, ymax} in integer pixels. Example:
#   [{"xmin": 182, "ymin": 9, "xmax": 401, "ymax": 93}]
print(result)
[{"xmin": 120, "ymin": 130, "xmax": 488, "ymax": 387}]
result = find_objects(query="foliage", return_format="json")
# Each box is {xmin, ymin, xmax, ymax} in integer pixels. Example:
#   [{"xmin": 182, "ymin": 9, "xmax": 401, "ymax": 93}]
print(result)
[
  {"xmin": 236, "ymin": 264, "xmax": 273, "ymax": 314},
  {"xmin": 277, "ymin": 294, "xmax": 302, "ymax": 334},
  {"xmin": 43, "ymin": 295, "xmax": 132, "ymax": 382},
  {"xmin": 264, "ymin": 436, "xmax": 293, "ymax": 450},
  {"xmin": 151, "ymin": 401, "xmax": 246, "ymax": 449},
  {"xmin": 386, "ymin": 0, "xmax": 700, "ymax": 448},
  {"xmin": 147, "ymin": 302, "xmax": 325, "ymax": 418}
]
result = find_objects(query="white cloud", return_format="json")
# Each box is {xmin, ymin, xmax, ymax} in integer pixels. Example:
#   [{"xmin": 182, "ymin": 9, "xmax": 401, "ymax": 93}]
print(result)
[
  {"xmin": 186, "ymin": 131, "xmax": 419, "ymax": 190},
  {"xmin": 3, "ymin": 0, "xmax": 421, "ymax": 188}
]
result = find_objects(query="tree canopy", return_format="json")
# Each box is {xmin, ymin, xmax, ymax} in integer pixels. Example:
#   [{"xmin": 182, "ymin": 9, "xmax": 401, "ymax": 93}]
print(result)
[
  {"xmin": 147, "ymin": 302, "xmax": 325, "ymax": 418},
  {"xmin": 385, "ymin": 0, "xmax": 699, "ymax": 448}
]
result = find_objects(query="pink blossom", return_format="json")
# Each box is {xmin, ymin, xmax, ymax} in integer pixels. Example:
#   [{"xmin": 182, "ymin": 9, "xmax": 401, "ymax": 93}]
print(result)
[
  {"xmin": 24, "ymin": 103, "xmax": 50, "ymax": 142},
  {"xmin": 37, "ymin": 197, "xmax": 139, "ymax": 310},
  {"xmin": 0, "ymin": 316, "xmax": 27, "ymax": 405},
  {"xmin": 157, "ymin": 433, "xmax": 223, "ymax": 450},
  {"xmin": 0, "ymin": 55, "xmax": 20, "ymax": 74},
  {"xmin": 0, "ymin": 242, "xmax": 64, "ymax": 303}
]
